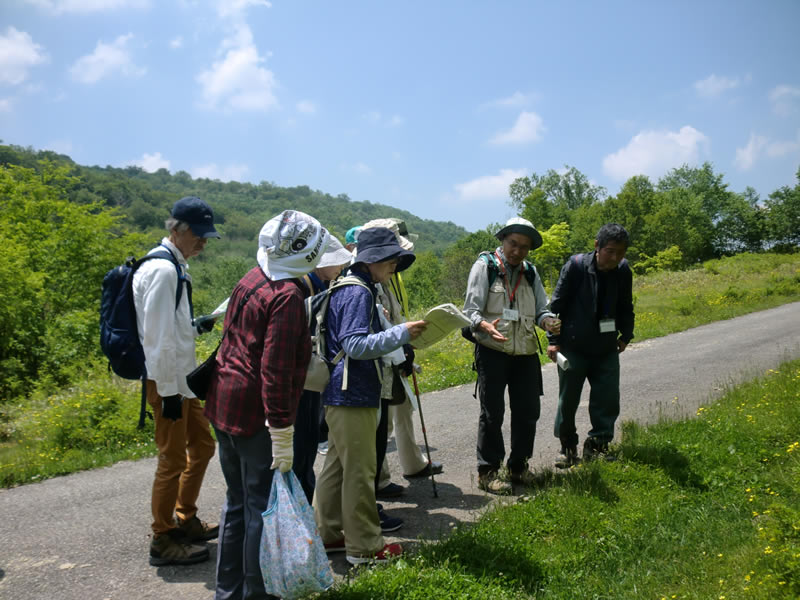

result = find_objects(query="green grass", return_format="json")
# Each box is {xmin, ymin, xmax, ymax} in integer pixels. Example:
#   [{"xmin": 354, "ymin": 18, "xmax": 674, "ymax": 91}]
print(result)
[
  {"xmin": 0, "ymin": 251, "xmax": 798, "ymax": 487},
  {"xmin": 322, "ymin": 360, "xmax": 800, "ymax": 599}
]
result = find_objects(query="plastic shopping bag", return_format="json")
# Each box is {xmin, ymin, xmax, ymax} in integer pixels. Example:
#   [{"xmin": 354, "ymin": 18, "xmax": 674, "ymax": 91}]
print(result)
[{"xmin": 260, "ymin": 471, "xmax": 334, "ymax": 599}]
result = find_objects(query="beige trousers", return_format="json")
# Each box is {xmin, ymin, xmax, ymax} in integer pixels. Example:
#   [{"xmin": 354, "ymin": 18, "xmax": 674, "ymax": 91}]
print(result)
[
  {"xmin": 313, "ymin": 406, "xmax": 384, "ymax": 557},
  {"xmin": 147, "ymin": 381, "xmax": 216, "ymax": 536},
  {"xmin": 377, "ymin": 400, "xmax": 429, "ymax": 488}
]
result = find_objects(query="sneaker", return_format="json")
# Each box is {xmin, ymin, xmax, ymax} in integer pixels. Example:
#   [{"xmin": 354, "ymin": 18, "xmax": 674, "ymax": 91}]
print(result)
[
  {"xmin": 323, "ymin": 538, "xmax": 346, "ymax": 553},
  {"xmin": 346, "ymin": 543, "xmax": 404, "ymax": 565},
  {"xmin": 555, "ymin": 446, "xmax": 579, "ymax": 469},
  {"xmin": 377, "ymin": 504, "xmax": 404, "ymax": 533},
  {"xmin": 510, "ymin": 469, "xmax": 537, "ymax": 486},
  {"xmin": 477, "ymin": 472, "xmax": 512, "ymax": 495},
  {"xmin": 149, "ymin": 530, "xmax": 209, "ymax": 566},
  {"xmin": 404, "ymin": 461, "xmax": 444, "ymax": 478},
  {"xmin": 317, "ymin": 441, "xmax": 329, "ymax": 455},
  {"xmin": 375, "ymin": 482, "xmax": 405, "ymax": 499},
  {"xmin": 176, "ymin": 516, "xmax": 219, "ymax": 542}
]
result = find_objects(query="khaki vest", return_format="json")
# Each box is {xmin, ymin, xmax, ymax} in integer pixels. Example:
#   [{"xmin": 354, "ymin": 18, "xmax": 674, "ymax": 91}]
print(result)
[{"xmin": 475, "ymin": 263, "xmax": 540, "ymax": 355}]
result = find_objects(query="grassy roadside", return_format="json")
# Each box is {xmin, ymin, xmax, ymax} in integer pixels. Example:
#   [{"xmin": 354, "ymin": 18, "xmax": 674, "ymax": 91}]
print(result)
[
  {"xmin": 323, "ymin": 359, "xmax": 800, "ymax": 599},
  {"xmin": 0, "ymin": 251, "xmax": 798, "ymax": 487}
]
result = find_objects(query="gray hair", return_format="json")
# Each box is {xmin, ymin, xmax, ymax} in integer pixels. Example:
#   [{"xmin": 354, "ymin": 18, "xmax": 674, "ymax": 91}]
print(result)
[{"xmin": 165, "ymin": 218, "xmax": 191, "ymax": 233}]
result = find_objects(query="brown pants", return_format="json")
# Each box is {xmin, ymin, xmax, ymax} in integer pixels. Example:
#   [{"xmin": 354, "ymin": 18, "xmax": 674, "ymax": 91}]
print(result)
[{"xmin": 147, "ymin": 380, "xmax": 216, "ymax": 536}]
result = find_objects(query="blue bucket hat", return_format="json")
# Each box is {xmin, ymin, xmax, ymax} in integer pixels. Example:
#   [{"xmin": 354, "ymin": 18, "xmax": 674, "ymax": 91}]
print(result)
[{"xmin": 353, "ymin": 227, "xmax": 415, "ymax": 272}]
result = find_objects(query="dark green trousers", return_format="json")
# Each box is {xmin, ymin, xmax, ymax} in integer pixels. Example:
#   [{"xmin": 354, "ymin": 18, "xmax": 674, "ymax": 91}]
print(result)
[{"xmin": 553, "ymin": 349, "xmax": 620, "ymax": 448}]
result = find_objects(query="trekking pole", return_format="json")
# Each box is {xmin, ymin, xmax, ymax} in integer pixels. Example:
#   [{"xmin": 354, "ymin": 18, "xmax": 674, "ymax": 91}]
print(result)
[{"xmin": 410, "ymin": 370, "xmax": 438, "ymax": 498}]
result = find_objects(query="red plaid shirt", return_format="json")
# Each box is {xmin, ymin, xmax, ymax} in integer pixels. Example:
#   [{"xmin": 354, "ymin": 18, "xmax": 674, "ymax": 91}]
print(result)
[{"xmin": 204, "ymin": 267, "xmax": 311, "ymax": 436}]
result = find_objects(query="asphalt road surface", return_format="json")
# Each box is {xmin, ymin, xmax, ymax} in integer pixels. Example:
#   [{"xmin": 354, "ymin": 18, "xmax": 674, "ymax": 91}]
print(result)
[{"xmin": 1, "ymin": 302, "xmax": 798, "ymax": 600}]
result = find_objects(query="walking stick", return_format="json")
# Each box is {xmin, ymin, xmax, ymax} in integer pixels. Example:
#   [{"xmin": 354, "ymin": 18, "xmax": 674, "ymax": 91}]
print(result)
[{"xmin": 410, "ymin": 370, "xmax": 438, "ymax": 498}]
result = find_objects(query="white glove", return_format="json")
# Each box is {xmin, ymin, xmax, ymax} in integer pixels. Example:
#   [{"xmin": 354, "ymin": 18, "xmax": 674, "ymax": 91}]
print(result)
[{"xmin": 268, "ymin": 424, "xmax": 294, "ymax": 473}]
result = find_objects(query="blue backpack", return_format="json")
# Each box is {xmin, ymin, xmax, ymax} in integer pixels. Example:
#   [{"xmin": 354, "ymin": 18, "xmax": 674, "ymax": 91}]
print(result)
[
  {"xmin": 100, "ymin": 246, "xmax": 190, "ymax": 427},
  {"xmin": 100, "ymin": 246, "xmax": 189, "ymax": 379}
]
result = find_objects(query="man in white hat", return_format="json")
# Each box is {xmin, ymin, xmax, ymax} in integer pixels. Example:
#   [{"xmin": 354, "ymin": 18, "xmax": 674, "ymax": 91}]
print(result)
[{"xmin": 463, "ymin": 217, "xmax": 561, "ymax": 493}]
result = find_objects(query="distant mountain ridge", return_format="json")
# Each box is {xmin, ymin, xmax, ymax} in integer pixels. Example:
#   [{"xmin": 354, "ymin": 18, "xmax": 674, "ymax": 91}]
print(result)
[{"xmin": 0, "ymin": 143, "xmax": 470, "ymax": 255}]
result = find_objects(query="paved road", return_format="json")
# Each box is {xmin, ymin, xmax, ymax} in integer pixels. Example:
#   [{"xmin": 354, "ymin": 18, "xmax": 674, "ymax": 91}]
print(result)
[{"xmin": 1, "ymin": 302, "xmax": 799, "ymax": 600}]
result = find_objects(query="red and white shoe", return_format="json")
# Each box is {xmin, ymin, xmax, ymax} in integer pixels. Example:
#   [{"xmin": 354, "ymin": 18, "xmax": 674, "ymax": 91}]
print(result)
[{"xmin": 346, "ymin": 542, "xmax": 403, "ymax": 565}]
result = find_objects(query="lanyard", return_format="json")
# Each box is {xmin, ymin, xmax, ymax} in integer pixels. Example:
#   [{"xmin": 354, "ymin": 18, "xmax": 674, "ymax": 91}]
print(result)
[{"xmin": 494, "ymin": 251, "xmax": 523, "ymax": 308}]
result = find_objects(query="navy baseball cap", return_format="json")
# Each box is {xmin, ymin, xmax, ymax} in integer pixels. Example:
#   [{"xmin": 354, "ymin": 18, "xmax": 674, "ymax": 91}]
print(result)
[{"xmin": 171, "ymin": 196, "xmax": 221, "ymax": 239}]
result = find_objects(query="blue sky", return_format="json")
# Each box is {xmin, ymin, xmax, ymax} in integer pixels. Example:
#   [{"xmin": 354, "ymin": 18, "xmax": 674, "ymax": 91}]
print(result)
[{"xmin": 2, "ymin": 0, "xmax": 799, "ymax": 232}]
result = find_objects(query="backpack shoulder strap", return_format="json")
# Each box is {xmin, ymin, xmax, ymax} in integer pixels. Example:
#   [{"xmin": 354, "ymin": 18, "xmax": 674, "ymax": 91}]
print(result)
[
  {"xmin": 479, "ymin": 251, "xmax": 499, "ymax": 287},
  {"xmin": 136, "ymin": 247, "xmax": 187, "ymax": 313},
  {"xmin": 522, "ymin": 259, "xmax": 537, "ymax": 288}
]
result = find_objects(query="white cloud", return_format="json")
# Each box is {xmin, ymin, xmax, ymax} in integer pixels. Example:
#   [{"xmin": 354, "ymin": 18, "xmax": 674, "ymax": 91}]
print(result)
[
  {"xmin": 734, "ymin": 133, "xmax": 768, "ymax": 171},
  {"xmin": 0, "ymin": 27, "xmax": 48, "ymax": 86},
  {"xmin": 769, "ymin": 84, "xmax": 800, "ymax": 117},
  {"xmin": 735, "ymin": 131, "xmax": 800, "ymax": 170},
  {"xmin": 602, "ymin": 126, "xmax": 709, "ymax": 181},
  {"xmin": 484, "ymin": 91, "xmax": 536, "ymax": 109},
  {"xmin": 169, "ymin": 36, "xmax": 183, "ymax": 49},
  {"xmin": 363, "ymin": 110, "xmax": 404, "ymax": 127},
  {"xmin": 216, "ymin": 0, "xmax": 271, "ymax": 19},
  {"xmin": 340, "ymin": 161, "xmax": 371, "ymax": 175},
  {"xmin": 296, "ymin": 100, "xmax": 316, "ymax": 114},
  {"xmin": 694, "ymin": 74, "xmax": 740, "ymax": 98},
  {"xmin": 489, "ymin": 111, "xmax": 545, "ymax": 145},
  {"xmin": 25, "ymin": 0, "xmax": 149, "ymax": 14},
  {"xmin": 126, "ymin": 151, "xmax": 170, "ymax": 172},
  {"xmin": 69, "ymin": 33, "xmax": 145, "ymax": 84},
  {"xmin": 196, "ymin": 24, "xmax": 278, "ymax": 112},
  {"xmin": 454, "ymin": 168, "xmax": 527, "ymax": 202},
  {"xmin": 190, "ymin": 162, "xmax": 249, "ymax": 182},
  {"xmin": 0, "ymin": 98, "xmax": 13, "ymax": 112}
]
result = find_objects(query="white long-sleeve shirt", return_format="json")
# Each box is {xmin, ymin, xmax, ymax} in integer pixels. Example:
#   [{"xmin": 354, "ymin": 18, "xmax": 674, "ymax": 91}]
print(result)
[{"xmin": 132, "ymin": 238, "xmax": 198, "ymax": 398}]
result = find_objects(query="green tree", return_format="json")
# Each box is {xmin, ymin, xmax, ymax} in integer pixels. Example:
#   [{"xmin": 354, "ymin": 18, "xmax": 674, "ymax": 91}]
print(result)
[
  {"xmin": 439, "ymin": 227, "xmax": 498, "ymax": 303},
  {"xmin": 0, "ymin": 162, "xmax": 146, "ymax": 399},
  {"xmin": 765, "ymin": 167, "xmax": 800, "ymax": 250},
  {"xmin": 403, "ymin": 251, "xmax": 442, "ymax": 310}
]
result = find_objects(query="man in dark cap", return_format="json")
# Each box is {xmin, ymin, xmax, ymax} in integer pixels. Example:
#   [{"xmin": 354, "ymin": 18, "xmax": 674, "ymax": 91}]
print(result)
[
  {"xmin": 132, "ymin": 196, "xmax": 221, "ymax": 566},
  {"xmin": 463, "ymin": 217, "xmax": 561, "ymax": 494}
]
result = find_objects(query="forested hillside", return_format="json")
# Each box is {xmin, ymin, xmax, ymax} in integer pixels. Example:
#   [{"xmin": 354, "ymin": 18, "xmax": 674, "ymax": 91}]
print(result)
[{"xmin": 1, "ymin": 142, "xmax": 798, "ymax": 407}]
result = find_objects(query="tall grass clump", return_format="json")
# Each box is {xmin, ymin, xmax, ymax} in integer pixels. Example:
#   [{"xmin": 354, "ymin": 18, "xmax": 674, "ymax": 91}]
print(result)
[
  {"xmin": 0, "ymin": 360, "xmax": 155, "ymax": 487},
  {"xmin": 322, "ymin": 359, "xmax": 800, "ymax": 599}
]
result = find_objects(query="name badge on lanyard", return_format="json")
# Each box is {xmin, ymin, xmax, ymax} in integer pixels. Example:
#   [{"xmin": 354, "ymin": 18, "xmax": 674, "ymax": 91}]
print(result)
[
  {"xmin": 502, "ymin": 308, "xmax": 520, "ymax": 322},
  {"xmin": 495, "ymin": 250, "xmax": 522, "ymax": 323},
  {"xmin": 599, "ymin": 318, "xmax": 616, "ymax": 333}
]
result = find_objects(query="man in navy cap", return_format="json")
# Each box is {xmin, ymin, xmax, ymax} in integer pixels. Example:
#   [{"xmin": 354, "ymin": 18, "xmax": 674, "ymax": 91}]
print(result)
[{"xmin": 133, "ymin": 196, "xmax": 221, "ymax": 566}]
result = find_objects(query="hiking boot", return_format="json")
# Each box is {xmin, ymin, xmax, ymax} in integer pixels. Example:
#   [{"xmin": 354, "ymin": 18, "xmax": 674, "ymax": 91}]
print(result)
[
  {"xmin": 377, "ymin": 504, "xmax": 403, "ymax": 533},
  {"xmin": 346, "ymin": 542, "xmax": 404, "ymax": 565},
  {"xmin": 149, "ymin": 530, "xmax": 209, "ymax": 566},
  {"xmin": 176, "ymin": 516, "xmax": 219, "ymax": 542},
  {"xmin": 510, "ymin": 468, "xmax": 538, "ymax": 486},
  {"xmin": 583, "ymin": 438, "xmax": 613, "ymax": 461},
  {"xmin": 323, "ymin": 538, "xmax": 346, "ymax": 553},
  {"xmin": 375, "ymin": 482, "xmax": 405, "ymax": 499},
  {"xmin": 555, "ymin": 446, "xmax": 579, "ymax": 469},
  {"xmin": 477, "ymin": 472, "xmax": 512, "ymax": 495}
]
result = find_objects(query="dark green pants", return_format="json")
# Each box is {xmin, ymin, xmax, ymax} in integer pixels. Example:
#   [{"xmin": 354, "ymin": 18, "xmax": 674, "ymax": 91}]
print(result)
[{"xmin": 553, "ymin": 349, "xmax": 620, "ymax": 448}]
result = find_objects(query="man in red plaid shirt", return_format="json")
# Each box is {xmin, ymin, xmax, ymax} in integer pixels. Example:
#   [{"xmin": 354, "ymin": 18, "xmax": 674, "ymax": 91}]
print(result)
[{"xmin": 204, "ymin": 210, "xmax": 330, "ymax": 600}]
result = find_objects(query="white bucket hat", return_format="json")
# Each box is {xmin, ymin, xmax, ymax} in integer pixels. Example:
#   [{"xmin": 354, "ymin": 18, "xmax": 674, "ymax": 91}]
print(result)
[
  {"xmin": 257, "ymin": 210, "xmax": 330, "ymax": 280},
  {"xmin": 316, "ymin": 236, "xmax": 353, "ymax": 269},
  {"xmin": 361, "ymin": 217, "xmax": 418, "ymax": 251},
  {"xmin": 494, "ymin": 217, "xmax": 543, "ymax": 250}
]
